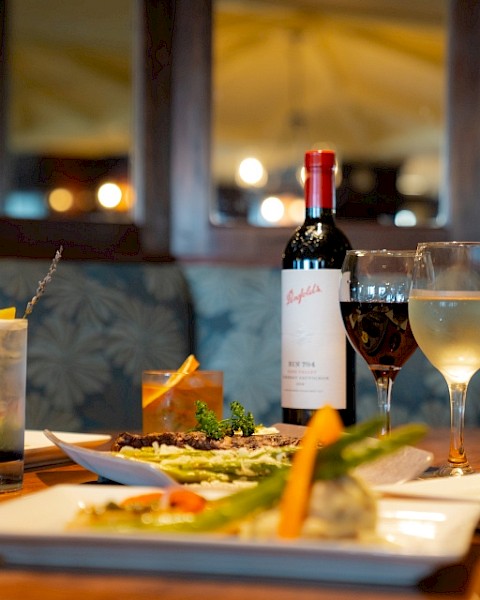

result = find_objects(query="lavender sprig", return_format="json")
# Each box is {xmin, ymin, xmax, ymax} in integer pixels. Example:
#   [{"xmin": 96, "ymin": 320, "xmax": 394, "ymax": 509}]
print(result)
[{"xmin": 23, "ymin": 246, "xmax": 63, "ymax": 319}]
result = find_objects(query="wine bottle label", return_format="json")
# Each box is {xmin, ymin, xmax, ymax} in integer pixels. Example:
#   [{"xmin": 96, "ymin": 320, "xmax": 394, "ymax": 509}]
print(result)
[{"xmin": 281, "ymin": 269, "xmax": 347, "ymax": 410}]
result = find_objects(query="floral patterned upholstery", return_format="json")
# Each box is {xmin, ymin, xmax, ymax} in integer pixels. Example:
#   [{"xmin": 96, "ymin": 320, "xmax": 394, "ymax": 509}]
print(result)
[
  {"xmin": 183, "ymin": 265, "xmax": 480, "ymax": 430},
  {"xmin": 0, "ymin": 258, "xmax": 478, "ymax": 433},
  {"xmin": 0, "ymin": 259, "xmax": 192, "ymax": 432}
]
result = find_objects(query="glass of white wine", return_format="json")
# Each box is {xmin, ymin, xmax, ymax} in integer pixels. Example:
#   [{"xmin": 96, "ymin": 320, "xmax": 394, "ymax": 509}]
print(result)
[{"xmin": 409, "ymin": 242, "xmax": 480, "ymax": 476}]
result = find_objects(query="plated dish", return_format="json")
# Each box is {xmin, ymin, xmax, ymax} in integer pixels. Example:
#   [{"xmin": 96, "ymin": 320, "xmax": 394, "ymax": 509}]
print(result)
[
  {"xmin": 45, "ymin": 429, "xmax": 433, "ymax": 488},
  {"xmin": 0, "ymin": 484, "xmax": 477, "ymax": 585}
]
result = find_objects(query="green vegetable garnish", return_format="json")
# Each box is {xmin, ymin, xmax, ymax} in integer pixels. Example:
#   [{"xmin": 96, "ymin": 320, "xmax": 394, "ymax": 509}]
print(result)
[{"xmin": 193, "ymin": 400, "xmax": 256, "ymax": 439}]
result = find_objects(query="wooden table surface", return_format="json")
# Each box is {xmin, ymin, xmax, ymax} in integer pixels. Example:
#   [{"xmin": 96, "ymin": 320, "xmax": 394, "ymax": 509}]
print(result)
[{"xmin": 1, "ymin": 428, "xmax": 480, "ymax": 600}]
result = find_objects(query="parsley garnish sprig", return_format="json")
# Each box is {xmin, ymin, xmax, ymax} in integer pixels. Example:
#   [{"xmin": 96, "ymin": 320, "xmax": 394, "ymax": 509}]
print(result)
[{"xmin": 194, "ymin": 400, "xmax": 257, "ymax": 440}]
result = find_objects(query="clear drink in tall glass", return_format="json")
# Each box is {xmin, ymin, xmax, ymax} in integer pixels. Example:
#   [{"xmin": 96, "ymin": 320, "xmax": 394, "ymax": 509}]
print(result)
[{"xmin": 0, "ymin": 318, "xmax": 28, "ymax": 493}]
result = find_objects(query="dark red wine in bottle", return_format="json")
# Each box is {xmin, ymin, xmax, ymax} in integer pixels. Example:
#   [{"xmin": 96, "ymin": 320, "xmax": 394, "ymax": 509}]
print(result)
[{"xmin": 281, "ymin": 149, "xmax": 356, "ymax": 426}]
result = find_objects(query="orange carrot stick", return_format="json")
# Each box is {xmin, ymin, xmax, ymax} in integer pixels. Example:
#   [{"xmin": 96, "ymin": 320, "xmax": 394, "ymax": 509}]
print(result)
[
  {"xmin": 120, "ymin": 492, "xmax": 165, "ymax": 508},
  {"xmin": 168, "ymin": 488, "xmax": 207, "ymax": 513},
  {"xmin": 277, "ymin": 405, "xmax": 343, "ymax": 539},
  {"xmin": 120, "ymin": 488, "xmax": 206, "ymax": 513}
]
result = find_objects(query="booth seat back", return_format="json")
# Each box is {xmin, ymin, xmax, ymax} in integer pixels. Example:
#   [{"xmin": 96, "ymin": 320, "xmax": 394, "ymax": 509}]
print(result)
[
  {"xmin": 0, "ymin": 259, "xmax": 192, "ymax": 432},
  {"xmin": 183, "ymin": 265, "xmax": 480, "ymax": 429},
  {"xmin": 0, "ymin": 258, "xmax": 478, "ymax": 433}
]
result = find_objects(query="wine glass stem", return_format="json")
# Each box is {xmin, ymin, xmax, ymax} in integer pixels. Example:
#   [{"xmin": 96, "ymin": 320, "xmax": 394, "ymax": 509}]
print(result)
[
  {"xmin": 375, "ymin": 375, "xmax": 393, "ymax": 438},
  {"xmin": 448, "ymin": 382, "xmax": 469, "ymax": 467}
]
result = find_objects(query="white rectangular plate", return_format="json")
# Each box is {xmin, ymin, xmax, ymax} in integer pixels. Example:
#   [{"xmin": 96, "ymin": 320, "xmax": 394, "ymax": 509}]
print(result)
[
  {"xmin": 0, "ymin": 484, "xmax": 477, "ymax": 585},
  {"xmin": 25, "ymin": 431, "xmax": 111, "ymax": 468},
  {"xmin": 377, "ymin": 472, "xmax": 480, "ymax": 502}
]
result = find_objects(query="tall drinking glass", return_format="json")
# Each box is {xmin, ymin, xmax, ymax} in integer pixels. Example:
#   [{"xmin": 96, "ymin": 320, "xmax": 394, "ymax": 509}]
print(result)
[
  {"xmin": 409, "ymin": 242, "xmax": 480, "ymax": 476},
  {"xmin": 0, "ymin": 318, "xmax": 28, "ymax": 493},
  {"xmin": 339, "ymin": 250, "xmax": 418, "ymax": 437}
]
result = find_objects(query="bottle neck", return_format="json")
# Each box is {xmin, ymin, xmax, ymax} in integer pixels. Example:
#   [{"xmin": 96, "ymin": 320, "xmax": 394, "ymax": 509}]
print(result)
[
  {"xmin": 305, "ymin": 206, "xmax": 335, "ymax": 220},
  {"xmin": 304, "ymin": 164, "xmax": 336, "ymax": 220}
]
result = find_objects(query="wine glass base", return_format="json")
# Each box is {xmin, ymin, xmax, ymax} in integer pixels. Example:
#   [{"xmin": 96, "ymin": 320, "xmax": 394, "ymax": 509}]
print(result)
[{"xmin": 435, "ymin": 462, "xmax": 474, "ymax": 477}]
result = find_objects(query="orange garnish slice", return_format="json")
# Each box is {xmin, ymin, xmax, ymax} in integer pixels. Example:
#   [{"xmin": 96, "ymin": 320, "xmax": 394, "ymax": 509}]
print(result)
[
  {"xmin": 142, "ymin": 354, "xmax": 200, "ymax": 409},
  {"xmin": 0, "ymin": 307, "xmax": 16, "ymax": 319},
  {"xmin": 277, "ymin": 405, "xmax": 343, "ymax": 539},
  {"xmin": 178, "ymin": 354, "xmax": 200, "ymax": 374}
]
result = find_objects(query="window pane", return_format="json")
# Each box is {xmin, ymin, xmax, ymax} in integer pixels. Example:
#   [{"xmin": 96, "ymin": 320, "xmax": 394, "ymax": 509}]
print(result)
[
  {"xmin": 212, "ymin": 0, "xmax": 446, "ymax": 229},
  {"xmin": 6, "ymin": 0, "xmax": 132, "ymax": 221}
]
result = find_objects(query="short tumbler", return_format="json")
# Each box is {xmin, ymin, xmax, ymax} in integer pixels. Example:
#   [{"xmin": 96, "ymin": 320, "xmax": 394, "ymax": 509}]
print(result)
[{"xmin": 142, "ymin": 370, "xmax": 223, "ymax": 433}]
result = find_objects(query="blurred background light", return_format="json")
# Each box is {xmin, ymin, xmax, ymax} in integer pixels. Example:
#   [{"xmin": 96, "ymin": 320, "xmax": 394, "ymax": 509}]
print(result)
[
  {"xmin": 397, "ymin": 153, "xmax": 440, "ymax": 197},
  {"xmin": 260, "ymin": 195, "xmax": 284, "ymax": 223},
  {"xmin": 236, "ymin": 157, "xmax": 267, "ymax": 187},
  {"xmin": 48, "ymin": 188, "xmax": 74, "ymax": 212},
  {"xmin": 97, "ymin": 182, "xmax": 123, "ymax": 209},
  {"xmin": 4, "ymin": 191, "xmax": 47, "ymax": 218},
  {"xmin": 287, "ymin": 197, "xmax": 305, "ymax": 224},
  {"xmin": 395, "ymin": 209, "xmax": 417, "ymax": 227}
]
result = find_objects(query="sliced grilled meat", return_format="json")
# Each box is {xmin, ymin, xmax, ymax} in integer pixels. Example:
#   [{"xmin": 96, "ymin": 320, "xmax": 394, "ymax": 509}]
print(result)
[{"xmin": 112, "ymin": 431, "xmax": 301, "ymax": 452}]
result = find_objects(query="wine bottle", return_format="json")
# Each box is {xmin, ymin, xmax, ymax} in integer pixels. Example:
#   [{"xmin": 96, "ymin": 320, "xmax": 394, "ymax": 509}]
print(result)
[{"xmin": 281, "ymin": 149, "xmax": 356, "ymax": 426}]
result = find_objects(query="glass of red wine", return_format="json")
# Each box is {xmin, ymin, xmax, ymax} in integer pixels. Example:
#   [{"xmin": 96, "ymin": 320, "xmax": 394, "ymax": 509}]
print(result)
[{"xmin": 339, "ymin": 250, "xmax": 418, "ymax": 437}]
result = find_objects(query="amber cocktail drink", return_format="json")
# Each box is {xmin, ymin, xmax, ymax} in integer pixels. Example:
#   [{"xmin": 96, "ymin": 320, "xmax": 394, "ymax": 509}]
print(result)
[{"xmin": 142, "ymin": 370, "xmax": 223, "ymax": 433}]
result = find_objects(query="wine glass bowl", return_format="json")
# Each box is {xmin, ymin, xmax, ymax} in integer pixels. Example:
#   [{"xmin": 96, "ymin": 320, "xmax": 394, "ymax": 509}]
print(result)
[
  {"xmin": 339, "ymin": 250, "xmax": 418, "ymax": 437},
  {"xmin": 409, "ymin": 242, "xmax": 480, "ymax": 476}
]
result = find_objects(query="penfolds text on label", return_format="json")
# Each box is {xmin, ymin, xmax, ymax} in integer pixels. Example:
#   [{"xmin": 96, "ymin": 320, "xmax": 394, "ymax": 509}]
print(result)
[{"xmin": 285, "ymin": 282, "xmax": 322, "ymax": 305}]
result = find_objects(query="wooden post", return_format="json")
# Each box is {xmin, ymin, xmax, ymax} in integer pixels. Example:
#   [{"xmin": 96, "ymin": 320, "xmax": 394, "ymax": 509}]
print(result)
[
  {"xmin": 0, "ymin": 0, "xmax": 9, "ymax": 210},
  {"xmin": 446, "ymin": 0, "xmax": 480, "ymax": 241},
  {"xmin": 132, "ymin": 0, "xmax": 174, "ymax": 257}
]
